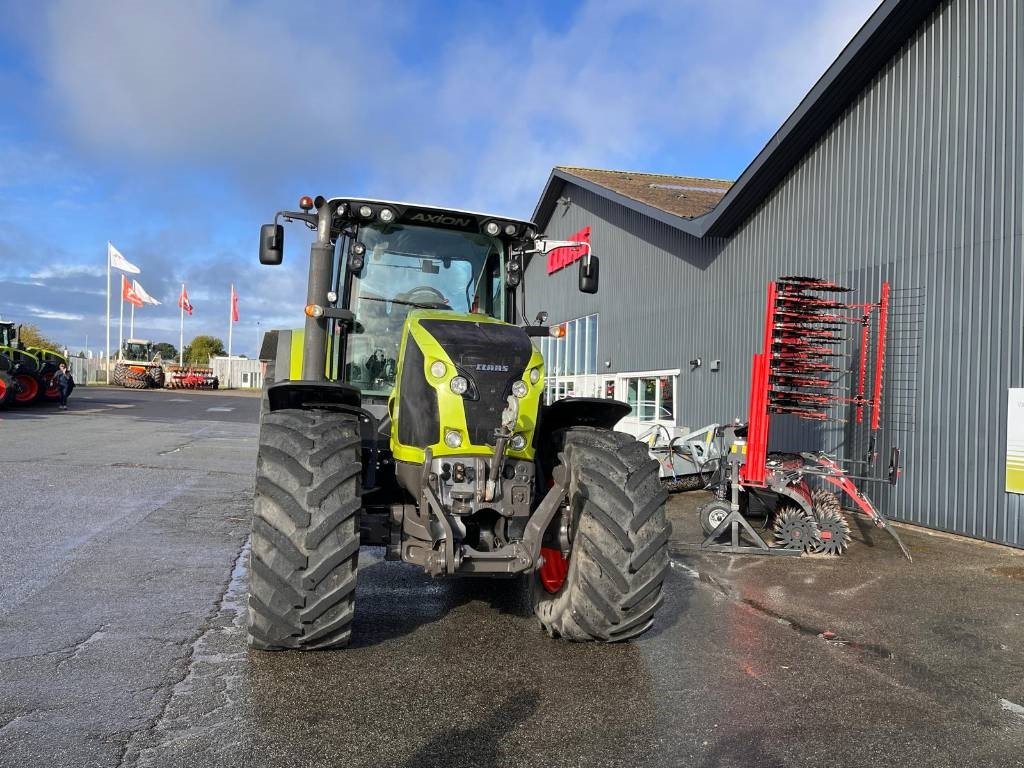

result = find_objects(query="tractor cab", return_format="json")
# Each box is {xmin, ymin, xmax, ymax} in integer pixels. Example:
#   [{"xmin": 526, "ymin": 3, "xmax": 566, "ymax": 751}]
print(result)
[
  {"xmin": 0, "ymin": 321, "xmax": 14, "ymax": 348},
  {"xmin": 120, "ymin": 339, "xmax": 155, "ymax": 363}
]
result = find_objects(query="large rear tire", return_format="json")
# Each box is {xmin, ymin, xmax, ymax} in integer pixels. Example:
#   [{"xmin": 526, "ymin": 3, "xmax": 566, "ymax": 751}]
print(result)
[
  {"xmin": 123, "ymin": 370, "xmax": 148, "ymax": 389},
  {"xmin": 12, "ymin": 371, "xmax": 42, "ymax": 404},
  {"xmin": 247, "ymin": 408, "xmax": 362, "ymax": 650},
  {"xmin": 112, "ymin": 363, "xmax": 128, "ymax": 386},
  {"xmin": 0, "ymin": 372, "xmax": 14, "ymax": 407},
  {"xmin": 532, "ymin": 428, "xmax": 670, "ymax": 642}
]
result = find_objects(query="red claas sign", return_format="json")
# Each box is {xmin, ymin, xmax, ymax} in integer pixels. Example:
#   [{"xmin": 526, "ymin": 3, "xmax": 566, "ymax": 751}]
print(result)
[{"xmin": 546, "ymin": 226, "xmax": 591, "ymax": 275}]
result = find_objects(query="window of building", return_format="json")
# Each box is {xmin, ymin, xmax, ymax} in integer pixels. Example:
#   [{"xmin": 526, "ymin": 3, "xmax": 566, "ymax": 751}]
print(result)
[{"xmin": 535, "ymin": 313, "xmax": 599, "ymax": 403}]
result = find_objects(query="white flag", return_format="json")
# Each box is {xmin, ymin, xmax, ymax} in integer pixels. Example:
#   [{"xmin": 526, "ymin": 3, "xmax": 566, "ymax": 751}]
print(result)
[
  {"xmin": 108, "ymin": 242, "xmax": 140, "ymax": 274},
  {"xmin": 132, "ymin": 279, "xmax": 161, "ymax": 306}
]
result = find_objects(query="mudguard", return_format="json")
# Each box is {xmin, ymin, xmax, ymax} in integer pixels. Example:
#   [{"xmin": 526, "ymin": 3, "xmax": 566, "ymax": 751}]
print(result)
[{"xmin": 536, "ymin": 397, "xmax": 630, "ymax": 440}]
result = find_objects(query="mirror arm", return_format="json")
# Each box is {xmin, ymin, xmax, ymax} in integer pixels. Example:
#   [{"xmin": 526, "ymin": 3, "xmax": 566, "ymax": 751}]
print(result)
[{"xmin": 276, "ymin": 210, "xmax": 319, "ymax": 229}]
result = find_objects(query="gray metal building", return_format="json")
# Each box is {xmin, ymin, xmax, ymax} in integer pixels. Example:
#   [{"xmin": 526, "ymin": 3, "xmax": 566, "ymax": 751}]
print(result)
[{"xmin": 523, "ymin": 0, "xmax": 1024, "ymax": 548}]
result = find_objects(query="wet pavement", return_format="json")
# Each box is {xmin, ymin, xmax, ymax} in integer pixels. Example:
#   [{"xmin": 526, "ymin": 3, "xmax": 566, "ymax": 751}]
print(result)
[{"xmin": 2, "ymin": 388, "xmax": 1023, "ymax": 767}]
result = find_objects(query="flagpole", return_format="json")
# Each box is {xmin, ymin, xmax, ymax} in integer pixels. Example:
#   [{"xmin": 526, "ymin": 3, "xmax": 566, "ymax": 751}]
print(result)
[
  {"xmin": 105, "ymin": 244, "xmax": 111, "ymax": 383},
  {"xmin": 118, "ymin": 276, "xmax": 124, "ymax": 364},
  {"xmin": 130, "ymin": 303, "xmax": 135, "ymax": 338},
  {"xmin": 227, "ymin": 283, "xmax": 234, "ymax": 389},
  {"xmin": 179, "ymin": 283, "xmax": 185, "ymax": 367}
]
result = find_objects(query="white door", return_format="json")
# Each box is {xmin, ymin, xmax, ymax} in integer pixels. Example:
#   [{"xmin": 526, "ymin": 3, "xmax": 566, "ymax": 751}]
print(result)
[{"xmin": 614, "ymin": 372, "xmax": 679, "ymax": 439}]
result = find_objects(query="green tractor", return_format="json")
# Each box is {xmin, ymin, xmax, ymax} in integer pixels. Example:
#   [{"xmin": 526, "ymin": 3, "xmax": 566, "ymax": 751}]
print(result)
[
  {"xmin": 0, "ymin": 320, "xmax": 65, "ymax": 407},
  {"xmin": 112, "ymin": 339, "xmax": 165, "ymax": 388},
  {"xmin": 250, "ymin": 196, "xmax": 669, "ymax": 650}
]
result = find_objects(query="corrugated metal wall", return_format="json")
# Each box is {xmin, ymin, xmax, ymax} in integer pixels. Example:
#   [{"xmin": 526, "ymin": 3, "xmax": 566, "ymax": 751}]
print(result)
[{"xmin": 524, "ymin": 0, "xmax": 1024, "ymax": 547}]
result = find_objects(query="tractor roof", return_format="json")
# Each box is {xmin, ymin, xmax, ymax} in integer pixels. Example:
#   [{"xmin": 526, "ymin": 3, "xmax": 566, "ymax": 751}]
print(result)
[{"xmin": 326, "ymin": 197, "xmax": 536, "ymax": 237}]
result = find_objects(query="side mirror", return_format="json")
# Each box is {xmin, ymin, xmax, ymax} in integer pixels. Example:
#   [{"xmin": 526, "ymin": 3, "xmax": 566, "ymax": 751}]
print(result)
[
  {"xmin": 579, "ymin": 254, "xmax": 599, "ymax": 294},
  {"xmin": 259, "ymin": 224, "xmax": 284, "ymax": 265}
]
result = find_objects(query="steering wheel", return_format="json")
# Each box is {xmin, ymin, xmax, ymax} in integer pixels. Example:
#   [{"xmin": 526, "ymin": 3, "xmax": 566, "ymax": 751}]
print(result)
[{"xmin": 399, "ymin": 286, "xmax": 450, "ymax": 309}]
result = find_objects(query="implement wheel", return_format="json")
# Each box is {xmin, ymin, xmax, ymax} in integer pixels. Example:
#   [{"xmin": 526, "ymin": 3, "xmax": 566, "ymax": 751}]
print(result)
[
  {"xmin": 532, "ymin": 427, "xmax": 670, "ymax": 642},
  {"xmin": 247, "ymin": 408, "xmax": 362, "ymax": 650},
  {"xmin": 148, "ymin": 365, "xmax": 166, "ymax": 388}
]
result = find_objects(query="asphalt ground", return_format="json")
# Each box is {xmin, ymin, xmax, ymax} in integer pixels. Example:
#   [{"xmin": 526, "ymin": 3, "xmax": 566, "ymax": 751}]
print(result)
[{"xmin": 1, "ymin": 387, "xmax": 1023, "ymax": 767}]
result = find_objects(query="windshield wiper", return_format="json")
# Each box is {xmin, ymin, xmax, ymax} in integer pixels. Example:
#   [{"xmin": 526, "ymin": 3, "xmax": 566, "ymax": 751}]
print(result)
[{"xmin": 359, "ymin": 296, "xmax": 438, "ymax": 310}]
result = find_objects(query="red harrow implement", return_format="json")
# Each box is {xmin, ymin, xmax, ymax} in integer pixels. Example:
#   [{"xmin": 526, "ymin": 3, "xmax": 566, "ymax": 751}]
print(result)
[
  {"xmin": 164, "ymin": 367, "xmax": 220, "ymax": 390},
  {"xmin": 697, "ymin": 276, "xmax": 911, "ymax": 561}
]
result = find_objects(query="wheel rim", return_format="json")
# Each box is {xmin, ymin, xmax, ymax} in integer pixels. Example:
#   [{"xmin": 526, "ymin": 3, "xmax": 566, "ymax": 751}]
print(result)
[
  {"xmin": 707, "ymin": 507, "xmax": 728, "ymax": 529},
  {"xmin": 0, "ymin": 378, "xmax": 7, "ymax": 401},
  {"xmin": 14, "ymin": 374, "xmax": 38, "ymax": 402},
  {"xmin": 539, "ymin": 546, "xmax": 570, "ymax": 593}
]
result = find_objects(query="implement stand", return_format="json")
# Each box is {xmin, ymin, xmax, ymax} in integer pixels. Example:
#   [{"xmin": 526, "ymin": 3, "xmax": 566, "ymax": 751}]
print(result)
[{"xmin": 701, "ymin": 510, "xmax": 801, "ymax": 556}]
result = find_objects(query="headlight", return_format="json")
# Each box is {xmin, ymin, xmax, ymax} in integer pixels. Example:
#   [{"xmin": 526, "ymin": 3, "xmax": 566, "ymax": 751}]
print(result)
[
  {"xmin": 444, "ymin": 430, "xmax": 463, "ymax": 449},
  {"xmin": 358, "ymin": 205, "xmax": 373, "ymax": 218},
  {"xmin": 379, "ymin": 207, "xmax": 396, "ymax": 223},
  {"xmin": 510, "ymin": 434, "xmax": 526, "ymax": 451},
  {"xmin": 484, "ymin": 221, "xmax": 501, "ymax": 236},
  {"xmin": 511, "ymin": 380, "xmax": 528, "ymax": 398},
  {"xmin": 450, "ymin": 376, "xmax": 469, "ymax": 395},
  {"xmin": 529, "ymin": 367, "xmax": 541, "ymax": 384},
  {"xmin": 503, "ymin": 223, "xmax": 517, "ymax": 236},
  {"xmin": 326, "ymin": 290, "xmax": 338, "ymax": 303},
  {"xmin": 430, "ymin": 360, "xmax": 447, "ymax": 378}
]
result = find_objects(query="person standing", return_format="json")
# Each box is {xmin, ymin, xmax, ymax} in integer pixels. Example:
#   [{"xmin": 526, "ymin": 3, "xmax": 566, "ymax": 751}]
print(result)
[{"xmin": 54, "ymin": 362, "xmax": 74, "ymax": 410}]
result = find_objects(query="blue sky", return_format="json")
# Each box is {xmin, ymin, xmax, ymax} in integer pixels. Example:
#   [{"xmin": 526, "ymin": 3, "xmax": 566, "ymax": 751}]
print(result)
[{"xmin": 0, "ymin": 0, "xmax": 880, "ymax": 357}]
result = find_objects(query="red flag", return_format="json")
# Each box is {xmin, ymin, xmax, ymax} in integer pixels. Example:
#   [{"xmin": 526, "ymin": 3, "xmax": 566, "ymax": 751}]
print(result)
[
  {"xmin": 178, "ymin": 285, "xmax": 193, "ymax": 315},
  {"xmin": 122, "ymin": 274, "xmax": 144, "ymax": 308},
  {"xmin": 231, "ymin": 285, "xmax": 239, "ymax": 322}
]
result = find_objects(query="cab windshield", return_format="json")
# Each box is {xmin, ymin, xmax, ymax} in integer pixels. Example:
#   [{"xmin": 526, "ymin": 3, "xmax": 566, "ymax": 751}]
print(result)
[
  {"xmin": 343, "ymin": 223, "xmax": 505, "ymax": 397},
  {"xmin": 123, "ymin": 343, "xmax": 151, "ymax": 360}
]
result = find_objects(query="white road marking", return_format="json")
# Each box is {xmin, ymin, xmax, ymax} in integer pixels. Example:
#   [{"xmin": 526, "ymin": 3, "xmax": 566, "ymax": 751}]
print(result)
[
  {"xmin": 109, "ymin": 404, "xmax": 136, "ymax": 409},
  {"xmin": 167, "ymin": 398, "xmax": 193, "ymax": 403},
  {"xmin": 206, "ymin": 407, "xmax": 234, "ymax": 412},
  {"xmin": 1001, "ymin": 698, "xmax": 1024, "ymax": 719}
]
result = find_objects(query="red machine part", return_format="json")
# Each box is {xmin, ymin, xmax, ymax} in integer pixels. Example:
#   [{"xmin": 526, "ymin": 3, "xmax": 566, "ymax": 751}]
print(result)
[
  {"xmin": 871, "ymin": 282, "xmax": 890, "ymax": 431},
  {"xmin": 539, "ymin": 547, "xmax": 569, "ymax": 593}
]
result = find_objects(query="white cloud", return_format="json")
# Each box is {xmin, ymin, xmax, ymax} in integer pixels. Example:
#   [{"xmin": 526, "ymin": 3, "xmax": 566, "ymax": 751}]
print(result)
[
  {"xmin": 30, "ymin": 264, "xmax": 105, "ymax": 280},
  {"xmin": 37, "ymin": 0, "xmax": 882, "ymax": 216},
  {"xmin": 26, "ymin": 306, "xmax": 84, "ymax": 321}
]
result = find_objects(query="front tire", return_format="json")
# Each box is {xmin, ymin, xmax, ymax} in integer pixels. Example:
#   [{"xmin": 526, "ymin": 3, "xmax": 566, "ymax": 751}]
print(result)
[
  {"xmin": 148, "ymin": 365, "xmax": 165, "ymax": 388},
  {"xmin": 532, "ymin": 428, "xmax": 670, "ymax": 642},
  {"xmin": 247, "ymin": 408, "xmax": 362, "ymax": 650}
]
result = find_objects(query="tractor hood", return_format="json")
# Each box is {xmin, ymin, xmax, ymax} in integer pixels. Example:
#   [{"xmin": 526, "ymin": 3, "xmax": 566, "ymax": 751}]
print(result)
[{"xmin": 389, "ymin": 310, "xmax": 545, "ymax": 464}]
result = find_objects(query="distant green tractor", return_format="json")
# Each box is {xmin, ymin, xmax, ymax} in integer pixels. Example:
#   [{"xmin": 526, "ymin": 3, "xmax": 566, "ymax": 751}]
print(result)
[
  {"xmin": 112, "ymin": 339, "xmax": 165, "ymax": 388},
  {"xmin": 249, "ymin": 196, "xmax": 670, "ymax": 650},
  {"xmin": 0, "ymin": 320, "xmax": 66, "ymax": 407}
]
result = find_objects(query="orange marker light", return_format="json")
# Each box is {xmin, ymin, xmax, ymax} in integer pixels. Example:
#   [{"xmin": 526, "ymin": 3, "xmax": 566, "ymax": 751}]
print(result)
[
  {"xmin": 299, "ymin": 196, "xmax": 314, "ymax": 211},
  {"xmin": 550, "ymin": 324, "xmax": 566, "ymax": 338},
  {"xmin": 305, "ymin": 304, "xmax": 324, "ymax": 318}
]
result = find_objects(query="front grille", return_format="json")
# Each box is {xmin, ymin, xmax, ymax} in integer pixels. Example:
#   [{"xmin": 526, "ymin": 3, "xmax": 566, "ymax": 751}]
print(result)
[{"xmin": 420, "ymin": 319, "xmax": 532, "ymax": 446}]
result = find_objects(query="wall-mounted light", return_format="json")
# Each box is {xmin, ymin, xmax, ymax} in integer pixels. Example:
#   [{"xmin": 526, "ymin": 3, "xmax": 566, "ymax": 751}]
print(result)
[
  {"xmin": 689, "ymin": 357, "xmax": 702, "ymax": 368},
  {"xmin": 604, "ymin": 359, "xmax": 611, "ymax": 368},
  {"xmin": 711, "ymin": 360, "xmax": 721, "ymax": 372}
]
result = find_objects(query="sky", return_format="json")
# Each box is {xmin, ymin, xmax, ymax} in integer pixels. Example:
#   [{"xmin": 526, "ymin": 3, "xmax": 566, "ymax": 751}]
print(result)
[{"xmin": 0, "ymin": 0, "xmax": 881, "ymax": 358}]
